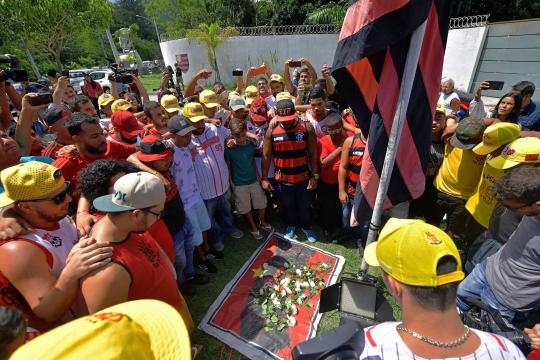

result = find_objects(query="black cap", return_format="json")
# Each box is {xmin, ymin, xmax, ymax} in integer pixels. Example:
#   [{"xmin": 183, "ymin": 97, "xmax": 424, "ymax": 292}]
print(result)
[
  {"xmin": 168, "ymin": 115, "xmax": 196, "ymax": 136},
  {"xmin": 43, "ymin": 104, "xmax": 72, "ymax": 126}
]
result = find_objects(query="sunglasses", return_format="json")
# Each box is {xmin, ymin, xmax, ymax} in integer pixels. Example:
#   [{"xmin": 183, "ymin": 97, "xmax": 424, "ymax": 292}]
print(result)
[
  {"xmin": 31, "ymin": 182, "xmax": 70, "ymax": 205},
  {"xmin": 144, "ymin": 208, "xmax": 164, "ymax": 219}
]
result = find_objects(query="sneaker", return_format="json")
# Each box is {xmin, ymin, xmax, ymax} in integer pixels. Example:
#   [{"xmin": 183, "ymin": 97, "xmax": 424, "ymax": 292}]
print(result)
[
  {"xmin": 302, "ymin": 228, "xmax": 317, "ymax": 243},
  {"xmin": 179, "ymin": 282, "xmax": 196, "ymax": 296},
  {"xmin": 197, "ymin": 259, "xmax": 218, "ymax": 274},
  {"xmin": 213, "ymin": 241, "xmax": 225, "ymax": 252},
  {"xmin": 284, "ymin": 226, "xmax": 296, "ymax": 240},
  {"xmin": 206, "ymin": 249, "xmax": 224, "ymax": 260},
  {"xmin": 188, "ymin": 273, "xmax": 209, "ymax": 285},
  {"xmin": 259, "ymin": 222, "xmax": 274, "ymax": 233},
  {"xmin": 229, "ymin": 229, "xmax": 244, "ymax": 239},
  {"xmin": 251, "ymin": 230, "xmax": 263, "ymax": 240}
]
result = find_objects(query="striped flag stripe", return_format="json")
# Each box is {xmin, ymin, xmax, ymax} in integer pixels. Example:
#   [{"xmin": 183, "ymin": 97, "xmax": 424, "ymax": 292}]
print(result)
[{"xmin": 331, "ymin": 0, "xmax": 452, "ymax": 221}]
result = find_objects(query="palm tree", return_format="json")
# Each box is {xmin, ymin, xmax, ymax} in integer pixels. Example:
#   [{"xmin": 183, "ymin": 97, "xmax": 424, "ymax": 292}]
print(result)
[
  {"xmin": 186, "ymin": 22, "xmax": 238, "ymax": 82},
  {"xmin": 305, "ymin": 0, "xmax": 348, "ymax": 27}
]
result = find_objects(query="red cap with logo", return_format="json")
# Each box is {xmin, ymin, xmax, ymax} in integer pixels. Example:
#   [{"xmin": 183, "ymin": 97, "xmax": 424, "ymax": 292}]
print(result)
[
  {"xmin": 111, "ymin": 110, "xmax": 143, "ymax": 136},
  {"xmin": 275, "ymin": 99, "xmax": 296, "ymax": 122},
  {"xmin": 249, "ymin": 97, "xmax": 269, "ymax": 124}
]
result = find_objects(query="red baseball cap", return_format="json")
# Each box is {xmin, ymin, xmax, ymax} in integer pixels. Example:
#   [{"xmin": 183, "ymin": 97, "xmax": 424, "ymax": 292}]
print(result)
[
  {"xmin": 111, "ymin": 110, "xmax": 143, "ymax": 136},
  {"xmin": 249, "ymin": 97, "xmax": 269, "ymax": 124},
  {"xmin": 136, "ymin": 135, "xmax": 173, "ymax": 162}
]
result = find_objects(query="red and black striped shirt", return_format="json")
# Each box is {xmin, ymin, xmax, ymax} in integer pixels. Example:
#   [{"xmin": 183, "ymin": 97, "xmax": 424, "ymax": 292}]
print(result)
[
  {"xmin": 346, "ymin": 133, "xmax": 366, "ymax": 199},
  {"xmin": 271, "ymin": 121, "xmax": 310, "ymax": 184}
]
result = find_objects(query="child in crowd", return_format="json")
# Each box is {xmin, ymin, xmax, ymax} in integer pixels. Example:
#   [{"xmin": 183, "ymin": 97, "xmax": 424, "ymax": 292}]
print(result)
[
  {"xmin": 318, "ymin": 112, "xmax": 347, "ymax": 242},
  {"xmin": 142, "ymin": 101, "xmax": 169, "ymax": 136},
  {"xmin": 225, "ymin": 118, "xmax": 273, "ymax": 239}
]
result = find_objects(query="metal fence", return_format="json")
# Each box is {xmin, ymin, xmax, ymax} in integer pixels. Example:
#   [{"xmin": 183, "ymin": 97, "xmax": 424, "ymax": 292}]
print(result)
[{"xmin": 160, "ymin": 15, "xmax": 490, "ymax": 42}]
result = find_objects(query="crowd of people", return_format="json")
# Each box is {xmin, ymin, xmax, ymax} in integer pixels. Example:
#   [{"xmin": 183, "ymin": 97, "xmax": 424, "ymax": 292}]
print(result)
[{"xmin": 0, "ymin": 55, "xmax": 539, "ymax": 359}]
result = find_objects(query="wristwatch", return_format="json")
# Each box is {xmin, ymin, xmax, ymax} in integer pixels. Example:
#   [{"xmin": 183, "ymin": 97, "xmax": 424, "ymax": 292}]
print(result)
[{"xmin": 312, "ymin": 173, "xmax": 320, "ymax": 180}]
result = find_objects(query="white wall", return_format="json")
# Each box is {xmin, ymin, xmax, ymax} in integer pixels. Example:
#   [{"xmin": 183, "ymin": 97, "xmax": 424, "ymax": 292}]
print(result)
[
  {"xmin": 160, "ymin": 28, "xmax": 488, "ymax": 91},
  {"xmin": 442, "ymin": 26, "xmax": 488, "ymax": 92}
]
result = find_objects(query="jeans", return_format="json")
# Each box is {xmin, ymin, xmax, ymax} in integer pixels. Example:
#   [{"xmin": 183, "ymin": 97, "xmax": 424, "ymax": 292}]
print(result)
[
  {"xmin": 173, "ymin": 218, "xmax": 197, "ymax": 284},
  {"xmin": 456, "ymin": 260, "xmax": 516, "ymax": 321},
  {"xmin": 278, "ymin": 180, "xmax": 313, "ymax": 230},
  {"xmin": 204, "ymin": 188, "xmax": 238, "ymax": 248},
  {"xmin": 342, "ymin": 198, "xmax": 369, "ymax": 248}
]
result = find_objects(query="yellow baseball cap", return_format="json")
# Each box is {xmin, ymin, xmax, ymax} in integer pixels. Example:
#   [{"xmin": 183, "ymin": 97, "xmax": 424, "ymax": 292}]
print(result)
[
  {"xmin": 160, "ymin": 94, "xmax": 181, "ymax": 113},
  {"xmin": 270, "ymin": 73, "xmax": 284, "ymax": 84},
  {"xmin": 487, "ymin": 137, "xmax": 540, "ymax": 170},
  {"xmin": 435, "ymin": 102, "xmax": 445, "ymax": 114},
  {"xmin": 245, "ymin": 85, "xmax": 259, "ymax": 105},
  {"xmin": 182, "ymin": 102, "xmax": 207, "ymax": 123},
  {"xmin": 473, "ymin": 122, "xmax": 521, "ymax": 155},
  {"xmin": 98, "ymin": 93, "xmax": 115, "ymax": 108},
  {"xmin": 10, "ymin": 300, "xmax": 191, "ymax": 360},
  {"xmin": 364, "ymin": 218, "xmax": 464, "ymax": 287},
  {"xmin": 0, "ymin": 162, "xmax": 65, "ymax": 208},
  {"xmin": 199, "ymin": 89, "xmax": 220, "ymax": 108},
  {"xmin": 275, "ymin": 91, "xmax": 292, "ymax": 103},
  {"xmin": 111, "ymin": 99, "xmax": 133, "ymax": 112}
]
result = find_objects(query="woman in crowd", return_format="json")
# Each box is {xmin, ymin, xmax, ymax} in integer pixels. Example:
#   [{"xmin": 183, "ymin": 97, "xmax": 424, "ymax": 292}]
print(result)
[
  {"xmin": 81, "ymin": 73, "xmax": 103, "ymax": 114},
  {"xmin": 469, "ymin": 81, "xmax": 522, "ymax": 123}
]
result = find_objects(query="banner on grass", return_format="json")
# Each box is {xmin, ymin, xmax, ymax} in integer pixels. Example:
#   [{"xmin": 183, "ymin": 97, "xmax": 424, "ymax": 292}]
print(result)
[
  {"xmin": 199, "ymin": 233, "xmax": 345, "ymax": 360},
  {"xmin": 331, "ymin": 0, "xmax": 452, "ymax": 224}
]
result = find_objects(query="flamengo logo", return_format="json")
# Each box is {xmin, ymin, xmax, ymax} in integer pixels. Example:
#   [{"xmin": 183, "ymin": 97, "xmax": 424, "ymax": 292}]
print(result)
[
  {"xmin": 295, "ymin": 132, "xmax": 305, "ymax": 142},
  {"xmin": 42, "ymin": 233, "xmax": 62, "ymax": 247}
]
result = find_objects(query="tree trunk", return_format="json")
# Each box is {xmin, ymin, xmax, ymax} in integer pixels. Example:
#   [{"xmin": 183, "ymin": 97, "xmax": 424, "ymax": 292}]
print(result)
[
  {"xmin": 21, "ymin": 38, "xmax": 41, "ymax": 79},
  {"xmin": 53, "ymin": 50, "xmax": 63, "ymax": 71},
  {"xmin": 212, "ymin": 48, "xmax": 220, "ymax": 82}
]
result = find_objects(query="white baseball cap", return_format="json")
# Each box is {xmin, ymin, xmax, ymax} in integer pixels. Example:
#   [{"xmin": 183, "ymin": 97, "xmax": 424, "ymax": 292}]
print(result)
[{"xmin": 93, "ymin": 172, "xmax": 166, "ymax": 212}]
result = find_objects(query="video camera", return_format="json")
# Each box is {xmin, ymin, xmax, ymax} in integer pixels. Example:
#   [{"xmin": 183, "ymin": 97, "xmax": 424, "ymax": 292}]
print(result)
[
  {"xmin": 108, "ymin": 63, "xmax": 137, "ymax": 84},
  {"xmin": 0, "ymin": 54, "xmax": 28, "ymax": 82}
]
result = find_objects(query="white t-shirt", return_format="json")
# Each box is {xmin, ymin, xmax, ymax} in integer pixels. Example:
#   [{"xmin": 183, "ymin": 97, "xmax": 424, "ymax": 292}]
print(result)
[
  {"xmin": 360, "ymin": 322, "xmax": 525, "ymax": 360},
  {"xmin": 188, "ymin": 124, "xmax": 231, "ymax": 200},
  {"xmin": 439, "ymin": 92, "xmax": 460, "ymax": 112},
  {"xmin": 171, "ymin": 145, "xmax": 203, "ymax": 210},
  {"xmin": 302, "ymin": 110, "xmax": 332, "ymax": 138}
]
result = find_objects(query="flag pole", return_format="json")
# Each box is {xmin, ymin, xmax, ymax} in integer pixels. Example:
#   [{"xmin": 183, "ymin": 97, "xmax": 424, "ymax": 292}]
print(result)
[{"xmin": 358, "ymin": 20, "xmax": 428, "ymax": 278}]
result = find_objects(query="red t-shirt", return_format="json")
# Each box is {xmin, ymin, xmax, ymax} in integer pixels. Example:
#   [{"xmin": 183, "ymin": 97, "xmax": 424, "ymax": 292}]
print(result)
[
  {"xmin": 110, "ymin": 231, "xmax": 183, "ymax": 311},
  {"xmin": 41, "ymin": 141, "xmax": 65, "ymax": 159},
  {"xmin": 343, "ymin": 112, "xmax": 357, "ymax": 137},
  {"xmin": 318, "ymin": 135, "xmax": 341, "ymax": 184},
  {"xmin": 52, "ymin": 141, "xmax": 136, "ymax": 199}
]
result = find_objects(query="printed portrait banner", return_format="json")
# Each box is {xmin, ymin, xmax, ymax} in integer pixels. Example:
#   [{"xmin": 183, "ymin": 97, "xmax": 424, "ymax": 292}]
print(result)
[
  {"xmin": 199, "ymin": 233, "xmax": 345, "ymax": 360},
  {"xmin": 176, "ymin": 54, "xmax": 189, "ymax": 73}
]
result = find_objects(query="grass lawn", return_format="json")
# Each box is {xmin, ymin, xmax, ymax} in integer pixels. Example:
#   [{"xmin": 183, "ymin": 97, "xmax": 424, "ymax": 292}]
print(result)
[
  {"xmin": 187, "ymin": 209, "xmax": 401, "ymax": 359},
  {"xmin": 139, "ymin": 73, "xmax": 163, "ymax": 93}
]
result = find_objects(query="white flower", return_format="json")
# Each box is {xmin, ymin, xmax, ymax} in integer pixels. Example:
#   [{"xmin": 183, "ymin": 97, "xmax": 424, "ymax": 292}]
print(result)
[
  {"xmin": 259, "ymin": 289, "xmax": 264, "ymax": 295},
  {"xmin": 291, "ymin": 304, "xmax": 298, "ymax": 315},
  {"xmin": 295, "ymin": 282, "xmax": 302, "ymax": 292},
  {"xmin": 296, "ymin": 269, "xmax": 302, "ymax": 276},
  {"xmin": 321, "ymin": 263, "xmax": 329, "ymax": 269},
  {"xmin": 287, "ymin": 316, "xmax": 297, "ymax": 326},
  {"xmin": 272, "ymin": 298, "xmax": 281, "ymax": 306},
  {"xmin": 309, "ymin": 280, "xmax": 315, "ymax": 288},
  {"xmin": 285, "ymin": 286, "xmax": 292, "ymax": 294},
  {"xmin": 273, "ymin": 285, "xmax": 279, "ymax": 291},
  {"xmin": 280, "ymin": 289, "xmax": 286, "ymax": 297}
]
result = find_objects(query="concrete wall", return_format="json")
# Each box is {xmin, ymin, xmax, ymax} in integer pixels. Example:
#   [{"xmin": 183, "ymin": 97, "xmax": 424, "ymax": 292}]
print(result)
[
  {"xmin": 161, "ymin": 27, "xmax": 488, "ymax": 89},
  {"xmin": 160, "ymin": 34, "xmax": 339, "ymax": 86},
  {"xmin": 472, "ymin": 19, "xmax": 540, "ymax": 102},
  {"xmin": 441, "ymin": 26, "xmax": 488, "ymax": 92}
]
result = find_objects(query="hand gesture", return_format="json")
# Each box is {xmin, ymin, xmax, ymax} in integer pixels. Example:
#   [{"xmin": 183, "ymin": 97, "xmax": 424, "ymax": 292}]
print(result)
[
  {"xmin": 300, "ymin": 57, "xmax": 309, "ymax": 66},
  {"xmin": 297, "ymin": 83, "xmax": 305, "ymax": 94},
  {"xmin": 0, "ymin": 209, "xmax": 33, "ymax": 240},
  {"xmin": 57, "ymin": 76, "xmax": 69, "ymax": 90},
  {"xmin": 76, "ymin": 211, "xmax": 97, "ymax": 238},
  {"xmin": 64, "ymin": 238, "xmax": 113, "ymax": 281},
  {"xmin": 307, "ymin": 177, "xmax": 318, "ymax": 190},
  {"xmin": 339, "ymin": 190, "xmax": 348, "ymax": 204},
  {"xmin": 321, "ymin": 64, "xmax": 331, "ymax": 79},
  {"xmin": 197, "ymin": 69, "xmax": 210, "ymax": 79},
  {"xmin": 261, "ymin": 179, "xmax": 273, "ymax": 192},
  {"xmin": 524, "ymin": 324, "xmax": 540, "ymax": 350},
  {"xmin": 476, "ymin": 80, "xmax": 490, "ymax": 98},
  {"xmin": 226, "ymin": 138, "xmax": 237, "ymax": 148},
  {"xmin": 57, "ymin": 145, "xmax": 79, "ymax": 158},
  {"xmin": 285, "ymin": 58, "xmax": 292, "ymax": 68},
  {"xmin": 22, "ymin": 93, "xmax": 50, "ymax": 112}
]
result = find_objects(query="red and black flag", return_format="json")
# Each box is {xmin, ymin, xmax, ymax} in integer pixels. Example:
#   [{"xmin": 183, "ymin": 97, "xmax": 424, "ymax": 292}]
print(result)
[{"xmin": 331, "ymin": 0, "xmax": 452, "ymax": 223}]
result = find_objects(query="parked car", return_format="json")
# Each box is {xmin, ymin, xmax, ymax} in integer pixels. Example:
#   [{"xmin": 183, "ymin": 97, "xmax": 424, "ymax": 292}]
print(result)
[
  {"xmin": 79, "ymin": 69, "xmax": 114, "ymax": 94},
  {"xmin": 69, "ymin": 69, "xmax": 92, "ymax": 93}
]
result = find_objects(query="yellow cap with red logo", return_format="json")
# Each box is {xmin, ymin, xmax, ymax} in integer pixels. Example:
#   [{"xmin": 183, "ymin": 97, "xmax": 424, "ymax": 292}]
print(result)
[
  {"xmin": 182, "ymin": 102, "xmax": 207, "ymax": 123},
  {"xmin": 160, "ymin": 94, "xmax": 181, "ymax": 113},
  {"xmin": 364, "ymin": 218, "xmax": 464, "ymax": 287}
]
